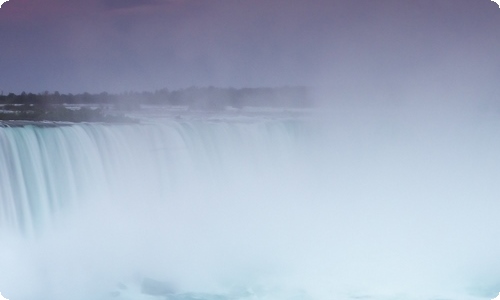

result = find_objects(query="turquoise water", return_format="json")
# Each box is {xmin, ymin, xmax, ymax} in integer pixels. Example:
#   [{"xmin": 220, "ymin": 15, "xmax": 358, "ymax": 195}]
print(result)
[{"xmin": 0, "ymin": 113, "xmax": 499, "ymax": 300}]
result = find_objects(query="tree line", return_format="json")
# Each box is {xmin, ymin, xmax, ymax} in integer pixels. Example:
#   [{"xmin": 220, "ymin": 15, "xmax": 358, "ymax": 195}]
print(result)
[{"xmin": 0, "ymin": 86, "xmax": 312, "ymax": 111}]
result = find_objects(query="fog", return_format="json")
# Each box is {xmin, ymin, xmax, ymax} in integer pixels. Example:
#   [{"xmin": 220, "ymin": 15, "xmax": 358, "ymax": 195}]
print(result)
[
  {"xmin": 1, "ymin": 1, "xmax": 500, "ymax": 300},
  {"xmin": 1, "ymin": 104, "xmax": 500, "ymax": 300}
]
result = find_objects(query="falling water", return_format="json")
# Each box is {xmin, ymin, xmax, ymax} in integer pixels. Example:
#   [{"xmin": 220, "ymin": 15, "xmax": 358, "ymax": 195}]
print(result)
[{"xmin": 0, "ymin": 110, "xmax": 500, "ymax": 300}]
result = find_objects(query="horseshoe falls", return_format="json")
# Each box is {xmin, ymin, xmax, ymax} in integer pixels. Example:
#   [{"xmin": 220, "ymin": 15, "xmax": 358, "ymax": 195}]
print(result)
[{"xmin": 1, "ymin": 111, "xmax": 500, "ymax": 300}]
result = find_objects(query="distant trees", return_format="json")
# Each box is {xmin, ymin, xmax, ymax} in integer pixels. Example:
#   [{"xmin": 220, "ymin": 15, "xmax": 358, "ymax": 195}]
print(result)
[
  {"xmin": 0, "ymin": 103, "xmax": 136, "ymax": 123},
  {"xmin": 0, "ymin": 86, "xmax": 312, "ymax": 111}
]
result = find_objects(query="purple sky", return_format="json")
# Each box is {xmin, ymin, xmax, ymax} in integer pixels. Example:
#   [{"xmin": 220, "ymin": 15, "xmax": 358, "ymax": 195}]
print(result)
[{"xmin": 0, "ymin": 0, "xmax": 499, "ymax": 95}]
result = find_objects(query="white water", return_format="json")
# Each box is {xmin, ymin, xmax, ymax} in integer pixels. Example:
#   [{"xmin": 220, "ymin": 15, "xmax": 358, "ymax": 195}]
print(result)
[{"xmin": 0, "ymin": 111, "xmax": 499, "ymax": 300}]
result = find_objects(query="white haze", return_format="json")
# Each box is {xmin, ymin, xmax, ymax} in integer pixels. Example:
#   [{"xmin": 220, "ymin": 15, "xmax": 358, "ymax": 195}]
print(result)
[
  {"xmin": 0, "ymin": 105, "xmax": 500, "ymax": 300},
  {"xmin": 0, "ymin": 1, "xmax": 499, "ymax": 299}
]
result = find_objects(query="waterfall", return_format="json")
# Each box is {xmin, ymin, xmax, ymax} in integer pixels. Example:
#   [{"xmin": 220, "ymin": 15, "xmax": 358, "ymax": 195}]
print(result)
[
  {"xmin": 1, "ymin": 112, "xmax": 500, "ymax": 300},
  {"xmin": 0, "ymin": 119, "xmax": 306, "ymax": 235},
  {"xmin": 0, "ymin": 118, "xmax": 315, "ymax": 300}
]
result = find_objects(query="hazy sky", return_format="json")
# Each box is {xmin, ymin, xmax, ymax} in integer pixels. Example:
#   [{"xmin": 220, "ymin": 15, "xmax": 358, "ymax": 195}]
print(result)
[{"xmin": 0, "ymin": 0, "xmax": 499, "ymax": 94}]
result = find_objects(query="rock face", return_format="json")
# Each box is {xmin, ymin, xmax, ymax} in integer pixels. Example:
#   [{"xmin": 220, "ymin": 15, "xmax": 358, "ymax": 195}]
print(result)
[{"xmin": 141, "ymin": 277, "xmax": 175, "ymax": 296}]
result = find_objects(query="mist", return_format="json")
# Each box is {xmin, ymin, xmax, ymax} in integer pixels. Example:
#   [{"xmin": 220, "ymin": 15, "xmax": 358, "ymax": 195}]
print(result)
[
  {"xmin": 1, "ymin": 1, "xmax": 500, "ymax": 300},
  {"xmin": 1, "ymin": 105, "xmax": 500, "ymax": 300}
]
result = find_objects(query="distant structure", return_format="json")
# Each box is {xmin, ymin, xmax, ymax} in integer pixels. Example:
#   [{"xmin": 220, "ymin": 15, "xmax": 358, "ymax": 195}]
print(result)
[
  {"xmin": 492, "ymin": 0, "xmax": 500, "ymax": 8},
  {"xmin": 0, "ymin": 292, "xmax": 8, "ymax": 300},
  {"xmin": 0, "ymin": 0, "xmax": 9, "ymax": 9}
]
